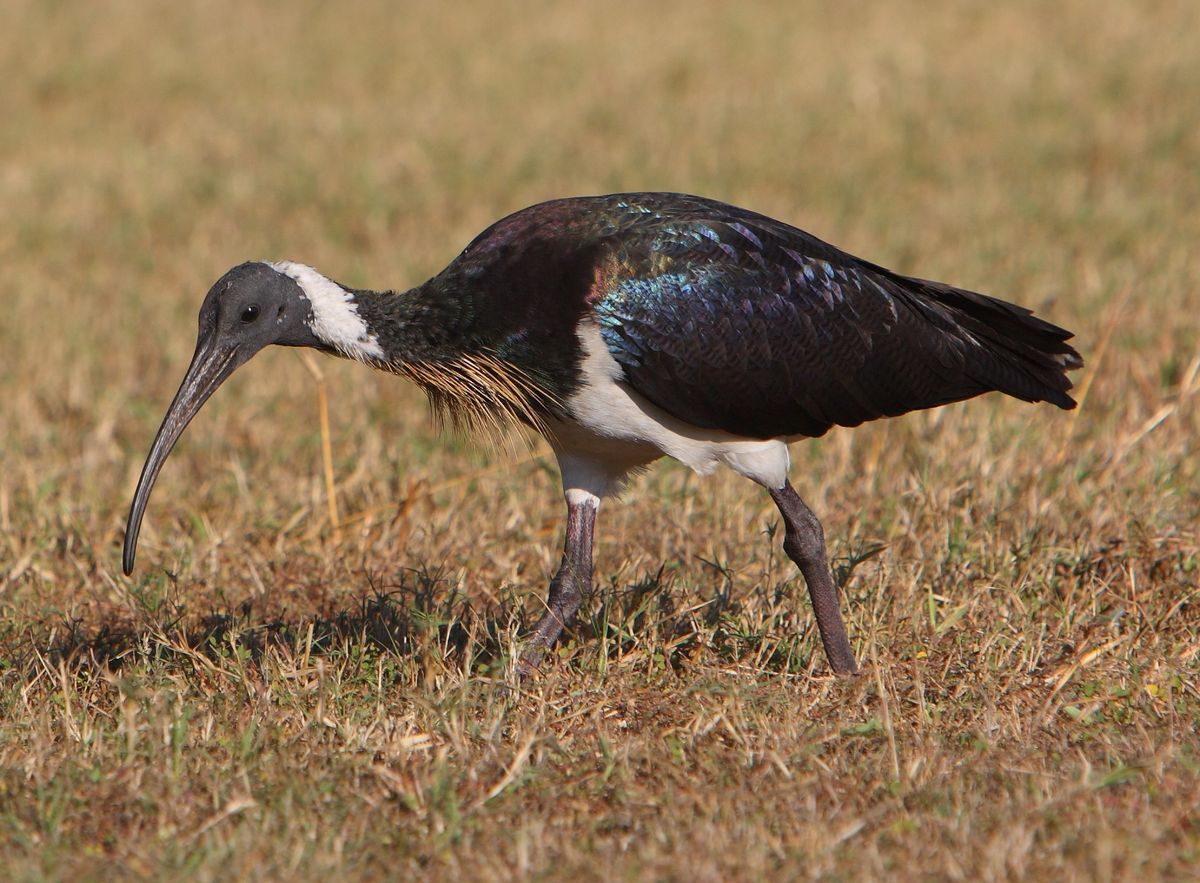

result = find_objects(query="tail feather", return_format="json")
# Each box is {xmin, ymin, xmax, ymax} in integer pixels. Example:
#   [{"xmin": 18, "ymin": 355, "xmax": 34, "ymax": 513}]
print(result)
[{"xmin": 900, "ymin": 275, "xmax": 1084, "ymax": 410}]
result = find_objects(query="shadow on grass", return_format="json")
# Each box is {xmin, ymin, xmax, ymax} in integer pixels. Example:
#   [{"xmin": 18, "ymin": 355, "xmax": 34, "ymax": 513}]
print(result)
[
  {"xmin": 8, "ymin": 566, "xmax": 521, "ymax": 680},
  {"xmin": 5, "ymin": 561, "xmax": 837, "ymax": 682}
]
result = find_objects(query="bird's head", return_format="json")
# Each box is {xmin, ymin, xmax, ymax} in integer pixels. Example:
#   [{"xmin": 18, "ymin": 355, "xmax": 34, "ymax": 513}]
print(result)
[
  {"xmin": 196, "ymin": 260, "xmax": 325, "ymax": 354},
  {"xmin": 122, "ymin": 260, "xmax": 373, "ymax": 575}
]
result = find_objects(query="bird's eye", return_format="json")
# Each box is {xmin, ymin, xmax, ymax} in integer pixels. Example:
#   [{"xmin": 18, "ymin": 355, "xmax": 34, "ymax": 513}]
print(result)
[{"xmin": 240, "ymin": 304, "xmax": 261, "ymax": 323}]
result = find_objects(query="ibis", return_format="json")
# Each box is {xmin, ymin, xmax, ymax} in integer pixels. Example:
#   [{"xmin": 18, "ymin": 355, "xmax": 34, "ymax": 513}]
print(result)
[{"xmin": 123, "ymin": 192, "xmax": 1083, "ymax": 675}]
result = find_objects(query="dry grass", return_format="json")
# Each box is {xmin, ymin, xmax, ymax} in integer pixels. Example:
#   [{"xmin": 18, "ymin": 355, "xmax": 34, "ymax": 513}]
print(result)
[{"xmin": 2, "ymin": 0, "xmax": 1198, "ymax": 879}]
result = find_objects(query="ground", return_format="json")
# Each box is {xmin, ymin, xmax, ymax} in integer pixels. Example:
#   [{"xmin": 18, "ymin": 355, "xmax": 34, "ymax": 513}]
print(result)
[{"xmin": 1, "ymin": 1, "xmax": 1197, "ymax": 879}]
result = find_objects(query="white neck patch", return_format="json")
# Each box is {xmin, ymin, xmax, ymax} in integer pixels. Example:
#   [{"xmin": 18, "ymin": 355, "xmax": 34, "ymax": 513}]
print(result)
[{"xmin": 267, "ymin": 261, "xmax": 385, "ymax": 361}]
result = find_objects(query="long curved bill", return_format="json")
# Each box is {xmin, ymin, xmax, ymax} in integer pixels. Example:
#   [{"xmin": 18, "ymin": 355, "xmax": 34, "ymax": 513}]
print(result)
[{"xmin": 122, "ymin": 338, "xmax": 248, "ymax": 575}]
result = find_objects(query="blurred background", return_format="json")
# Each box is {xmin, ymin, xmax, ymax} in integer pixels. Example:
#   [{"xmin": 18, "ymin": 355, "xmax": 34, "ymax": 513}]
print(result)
[
  {"xmin": 4, "ymin": 0, "xmax": 1195, "ymax": 563},
  {"xmin": 4, "ymin": 0, "xmax": 1198, "ymax": 644},
  {"xmin": 2, "ymin": 0, "xmax": 1198, "ymax": 877}
]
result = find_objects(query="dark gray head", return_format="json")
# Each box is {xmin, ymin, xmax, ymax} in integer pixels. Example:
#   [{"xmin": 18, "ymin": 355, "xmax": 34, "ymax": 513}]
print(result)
[
  {"xmin": 199, "ymin": 261, "xmax": 322, "ymax": 351},
  {"xmin": 122, "ymin": 261, "xmax": 324, "ymax": 574}
]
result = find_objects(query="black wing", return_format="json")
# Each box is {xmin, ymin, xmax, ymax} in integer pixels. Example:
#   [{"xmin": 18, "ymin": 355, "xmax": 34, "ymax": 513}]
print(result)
[{"xmin": 591, "ymin": 196, "xmax": 1082, "ymax": 439}]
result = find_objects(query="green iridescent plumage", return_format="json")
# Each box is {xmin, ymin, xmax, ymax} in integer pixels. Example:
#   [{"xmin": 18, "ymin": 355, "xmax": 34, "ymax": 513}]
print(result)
[{"xmin": 356, "ymin": 192, "xmax": 1079, "ymax": 439}]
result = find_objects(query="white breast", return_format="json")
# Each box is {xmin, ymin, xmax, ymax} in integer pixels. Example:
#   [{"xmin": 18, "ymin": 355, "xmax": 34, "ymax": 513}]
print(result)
[{"xmin": 548, "ymin": 324, "xmax": 791, "ymax": 498}]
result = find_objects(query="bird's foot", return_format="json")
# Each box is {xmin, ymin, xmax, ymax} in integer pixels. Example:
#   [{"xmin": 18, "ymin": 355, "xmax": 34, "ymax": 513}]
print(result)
[
  {"xmin": 830, "ymin": 657, "xmax": 861, "ymax": 677},
  {"xmin": 516, "ymin": 606, "xmax": 569, "ymax": 679},
  {"xmin": 820, "ymin": 634, "xmax": 860, "ymax": 676},
  {"xmin": 515, "ymin": 647, "xmax": 545, "ymax": 681}
]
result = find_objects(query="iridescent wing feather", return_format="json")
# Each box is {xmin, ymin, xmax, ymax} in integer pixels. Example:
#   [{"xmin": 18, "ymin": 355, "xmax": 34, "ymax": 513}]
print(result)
[{"xmin": 590, "ymin": 196, "xmax": 1079, "ymax": 439}]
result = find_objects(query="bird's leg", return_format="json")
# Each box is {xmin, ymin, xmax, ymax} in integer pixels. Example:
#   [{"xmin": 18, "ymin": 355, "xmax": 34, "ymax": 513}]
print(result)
[
  {"xmin": 769, "ymin": 481, "xmax": 859, "ymax": 675},
  {"xmin": 519, "ymin": 492, "xmax": 598, "ymax": 675}
]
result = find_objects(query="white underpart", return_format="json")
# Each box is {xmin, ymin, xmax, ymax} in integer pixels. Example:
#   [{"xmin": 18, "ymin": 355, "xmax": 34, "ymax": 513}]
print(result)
[
  {"xmin": 267, "ymin": 261, "xmax": 385, "ymax": 361},
  {"xmin": 549, "ymin": 324, "xmax": 792, "ymax": 500}
]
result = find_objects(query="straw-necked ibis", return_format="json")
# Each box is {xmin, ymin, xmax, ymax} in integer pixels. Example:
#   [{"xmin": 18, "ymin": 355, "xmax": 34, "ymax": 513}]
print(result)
[{"xmin": 123, "ymin": 192, "xmax": 1083, "ymax": 675}]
